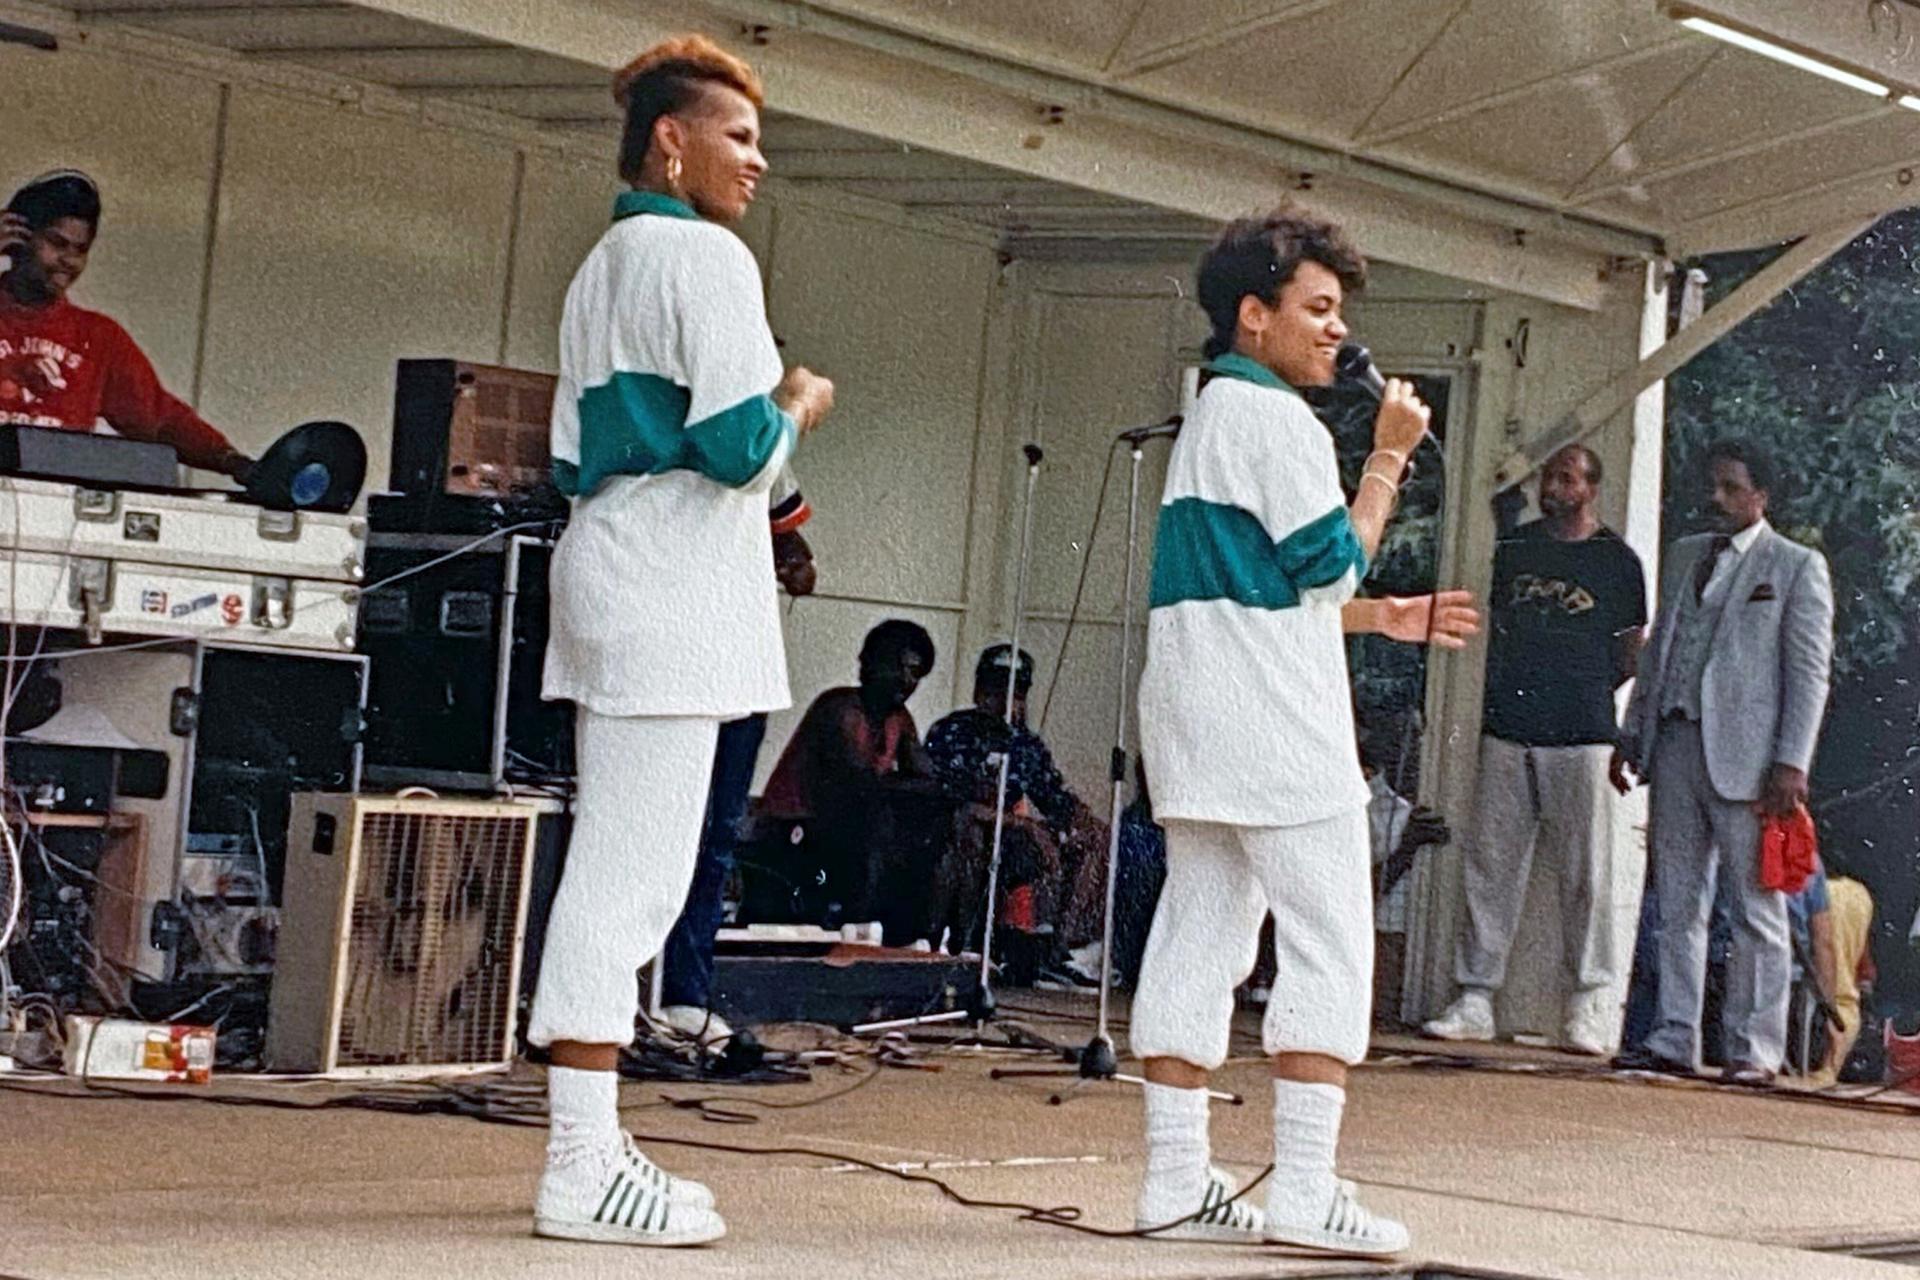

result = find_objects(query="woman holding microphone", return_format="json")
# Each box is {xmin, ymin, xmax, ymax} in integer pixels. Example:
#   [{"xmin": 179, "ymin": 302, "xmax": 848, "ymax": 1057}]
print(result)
[
  {"xmin": 1129, "ymin": 206, "xmax": 1476, "ymax": 1255},
  {"xmin": 528, "ymin": 36, "xmax": 832, "ymax": 1249}
]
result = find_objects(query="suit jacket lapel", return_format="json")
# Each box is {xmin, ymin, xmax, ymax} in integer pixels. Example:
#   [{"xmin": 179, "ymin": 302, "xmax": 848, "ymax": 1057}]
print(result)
[{"xmin": 1711, "ymin": 526, "xmax": 1775, "ymax": 649}]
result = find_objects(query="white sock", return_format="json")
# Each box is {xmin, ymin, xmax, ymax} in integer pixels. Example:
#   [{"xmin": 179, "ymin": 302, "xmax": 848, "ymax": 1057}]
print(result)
[
  {"xmin": 547, "ymin": 1066, "xmax": 620, "ymax": 1165},
  {"xmin": 1137, "ymin": 1082, "xmax": 1210, "ymax": 1223},
  {"xmin": 1266, "ymin": 1078, "xmax": 1343, "ymax": 1218}
]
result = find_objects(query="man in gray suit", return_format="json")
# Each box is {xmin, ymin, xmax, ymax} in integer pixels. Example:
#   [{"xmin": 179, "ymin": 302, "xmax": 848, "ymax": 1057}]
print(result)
[{"xmin": 1611, "ymin": 439, "xmax": 1833, "ymax": 1084}]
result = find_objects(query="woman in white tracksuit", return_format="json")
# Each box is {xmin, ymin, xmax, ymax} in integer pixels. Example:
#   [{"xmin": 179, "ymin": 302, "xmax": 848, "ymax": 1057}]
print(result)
[
  {"xmin": 1128, "ymin": 208, "xmax": 1476, "ymax": 1255},
  {"xmin": 527, "ymin": 37, "xmax": 835, "ymax": 1249}
]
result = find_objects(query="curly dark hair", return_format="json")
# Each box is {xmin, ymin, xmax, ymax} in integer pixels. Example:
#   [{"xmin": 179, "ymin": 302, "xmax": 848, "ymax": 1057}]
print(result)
[
  {"xmin": 860, "ymin": 619, "xmax": 936, "ymax": 675},
  {"xmin": 1195, "ymin": 205, "xmax": 1366, "ymax": 359}
]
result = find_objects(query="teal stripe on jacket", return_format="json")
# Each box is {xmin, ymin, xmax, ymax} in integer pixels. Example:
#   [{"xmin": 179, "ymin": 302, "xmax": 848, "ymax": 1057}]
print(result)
[
  {"xmin": 1149, "ymin": 499, "xmax": 1366, "ymax": 610},
  {"xmin": 554, "ymin": 370, "xmax": 794, "ymax": 497}
]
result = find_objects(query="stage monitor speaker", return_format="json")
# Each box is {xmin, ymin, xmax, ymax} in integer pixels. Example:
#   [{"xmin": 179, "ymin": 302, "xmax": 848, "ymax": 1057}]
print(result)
[
  {"xmin": 359, "ymin": 532, "xmax": 571, "ymax": 791},
  {"xmin": 267, "ymin": 793, "xmax": 538, "ymax": 1074}
]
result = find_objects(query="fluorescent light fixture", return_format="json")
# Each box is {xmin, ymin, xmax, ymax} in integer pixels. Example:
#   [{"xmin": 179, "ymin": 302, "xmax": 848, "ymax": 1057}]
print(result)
[
  {"xmin": 1680, "ymin": 16, "xmax": 1890, "ymax": 97},
  {"xmin": 1901, "ymin": 95, "xmax": 1920, "ymax": 112}
]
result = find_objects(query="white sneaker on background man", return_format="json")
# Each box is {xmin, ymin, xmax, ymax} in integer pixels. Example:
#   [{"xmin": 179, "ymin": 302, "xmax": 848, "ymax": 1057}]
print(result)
[{"xmin": 1420, "ymin": 990, "xmax": 1495, "ymax": 1042}]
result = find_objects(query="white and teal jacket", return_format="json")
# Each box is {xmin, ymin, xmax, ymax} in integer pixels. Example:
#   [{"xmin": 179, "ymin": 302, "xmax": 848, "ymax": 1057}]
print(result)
[
  {"xmin": 1137, "ymin": 354, "xmax": 1371, "ymax": 828},
  {"xmin": 544, "ymin": 190, "xmax": 797, "ymax": 718}
]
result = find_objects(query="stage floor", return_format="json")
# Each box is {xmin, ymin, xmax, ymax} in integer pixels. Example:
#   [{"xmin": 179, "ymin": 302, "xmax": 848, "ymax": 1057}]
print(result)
[{"xmin": 3, "ymin": 995, "xmax": 1918, "ymax": 1279}]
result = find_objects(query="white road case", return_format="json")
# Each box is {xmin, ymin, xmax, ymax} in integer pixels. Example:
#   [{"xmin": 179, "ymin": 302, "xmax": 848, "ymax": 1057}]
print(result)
[
  {"xmin": 0, "ymin": 477, "xmax": 365, "ymax": 582},
  {"xmin": 0, "ymin": 545, "xmax": 358, "ymax": 652}
]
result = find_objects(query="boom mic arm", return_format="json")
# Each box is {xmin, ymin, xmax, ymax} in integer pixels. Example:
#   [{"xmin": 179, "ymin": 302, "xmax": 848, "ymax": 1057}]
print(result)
[{"xmin": 1117, "ymin": 415, "xmax": 1182, "ymax": 443}]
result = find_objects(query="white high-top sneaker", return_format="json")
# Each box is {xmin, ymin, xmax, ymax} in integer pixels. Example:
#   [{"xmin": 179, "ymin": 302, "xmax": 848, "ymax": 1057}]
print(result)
[
  {"xmin": 1137, "ymin": 1166, "xmax": 1267, "ymax": 1242},
  {"xmin": 1420, "ymin": 991, "xmax": 1495, "ymax": 1042},
  {"xmin": 534, "ymin": 1134, "xmax": 724, "ymax": 1247},
  {"xmin": 1264, "ymin": 1179, "xmax": 1411, "ymax": 1257},
  {"xmin": 1562, "ymin": 990, "xmax": 1614, "ymax": 1057}
]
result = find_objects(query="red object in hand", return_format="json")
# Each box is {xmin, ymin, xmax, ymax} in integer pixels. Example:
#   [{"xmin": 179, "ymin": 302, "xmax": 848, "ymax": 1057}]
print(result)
[
  {"xmin": 1003, "ymin": 884, "xmax": 1037, "ymax": 932},
  {"xmin": 1758, "ymin": 804, "xmax": 1817, "ymax": 895}
]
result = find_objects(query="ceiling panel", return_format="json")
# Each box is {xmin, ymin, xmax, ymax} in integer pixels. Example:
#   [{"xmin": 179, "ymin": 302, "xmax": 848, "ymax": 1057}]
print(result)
[
  {"xmin": 1568, "ymin": 49, "xmax": 1893, "ymax": 202},
  {"xmin": 1379, "ymin": 41, "xmax": 1718, "ymax": 200},
  {"xmin": 1615, "ymin": 112, "xmax": 1920, "ymax": 225},
  {"xmin": 1111, "ymin": 0, "xmax": 1341, "ymax": 77},
  {"xmin": 1358, "ymin": 0, "xmax": 1686, "ymax": 138},
  {"xmin": 1122, "ymin": 0, "xmax": 1463, "ymax": 145}
]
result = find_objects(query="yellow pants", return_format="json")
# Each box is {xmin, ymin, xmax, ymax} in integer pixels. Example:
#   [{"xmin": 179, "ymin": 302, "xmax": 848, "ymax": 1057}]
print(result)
[{"xmin": 1806, "ymin": 876, "xmax": 1874, "ymax": 1087}]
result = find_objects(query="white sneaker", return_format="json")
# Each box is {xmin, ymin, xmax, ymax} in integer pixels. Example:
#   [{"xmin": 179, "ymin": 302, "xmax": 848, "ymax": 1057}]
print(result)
[
  {"xmin": 535, "ymin": 1136, "xmax": 725, "ymax": 1247},
  {"xmin": 1264, "ymin": 1179, "xmax": 1409, "ymax": 1256},
  {"xmin": 1138, "ymin": 1166, "xmax": 1267, "ymax": 1242},
  {"xmin": 1420, "ymin": 991, "xmax": 1494, "ymax": 1042},
  {"xmin": 659, "ymin": 1005, "xmax": 734, "ymax": 1047},
  {"xmin": 1562, "ymin": 991, "xmax": 1614, "ymax": 1057}
]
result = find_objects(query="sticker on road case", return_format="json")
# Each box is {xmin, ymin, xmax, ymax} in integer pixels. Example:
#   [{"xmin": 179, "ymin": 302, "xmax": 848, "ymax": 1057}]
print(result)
[{"xmin": 123, "ymin": 511, "xmax": 161, "ymax": 542}]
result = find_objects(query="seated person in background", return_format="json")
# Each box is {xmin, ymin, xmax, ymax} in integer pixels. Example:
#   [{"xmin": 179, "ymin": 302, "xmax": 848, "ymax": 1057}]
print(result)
[
  {"xmin": 0, "ymin": 171, "xmax": 253, "ymax": 479},
  {"xmin": 1790, "ymin": 859, "xmax": 1875, "ymax": 1086},
  {"xmin": 924, "ymin": 644, "xmax": 1109, "ymax": 980},
  {"xmin": 758, "ymin": 619, "xmax": 945, "ymax": 944}
]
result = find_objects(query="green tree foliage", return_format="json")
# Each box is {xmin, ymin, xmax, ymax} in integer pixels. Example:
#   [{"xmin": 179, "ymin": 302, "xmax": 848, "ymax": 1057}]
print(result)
[
  {"xmin": 1668, "ymin": 214, "xmax": 1920, "ymax": 677},
  {"xmin": 1674, "ymin": 215, "xmax": 1920, "ymax": 1000}
]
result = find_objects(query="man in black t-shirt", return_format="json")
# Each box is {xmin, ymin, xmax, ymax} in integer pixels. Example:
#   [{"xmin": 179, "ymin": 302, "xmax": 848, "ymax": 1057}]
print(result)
[{"xmin": 1423, "ymin": 443, "xmax": 1647, "ymax": 1055}]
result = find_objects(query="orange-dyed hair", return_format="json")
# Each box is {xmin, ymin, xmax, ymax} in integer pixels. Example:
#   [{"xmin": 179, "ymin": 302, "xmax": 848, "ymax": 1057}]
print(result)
[{"xmin": 614, "ymin": 36, "xmax": 765, "ymax": 183}]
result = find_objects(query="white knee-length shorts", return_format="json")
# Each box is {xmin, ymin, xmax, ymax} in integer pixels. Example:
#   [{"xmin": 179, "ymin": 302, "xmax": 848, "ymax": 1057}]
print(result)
[{"xmin": 1129, "ymin": 808, "xmax": 1373, "ymax": 1069}]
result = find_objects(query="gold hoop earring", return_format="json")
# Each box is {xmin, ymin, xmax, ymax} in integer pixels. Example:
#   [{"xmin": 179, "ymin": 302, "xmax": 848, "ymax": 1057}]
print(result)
[{"xmin": 665, "ymin": 155, "xmax": 683, "ymax": 194}]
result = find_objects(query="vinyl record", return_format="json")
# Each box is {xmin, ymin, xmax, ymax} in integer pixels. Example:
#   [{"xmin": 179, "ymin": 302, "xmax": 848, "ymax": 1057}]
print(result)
[{"xmin": 245, "ymin": 420, "xmax": 367, "ymax": 514}]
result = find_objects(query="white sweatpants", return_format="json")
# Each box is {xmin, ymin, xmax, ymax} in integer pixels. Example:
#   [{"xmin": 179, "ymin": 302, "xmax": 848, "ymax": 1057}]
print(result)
[
  {"xmin": 527, "ymin": 711, "xmax": 721, "ymax": 1047},
  {"xmin": 1129, "ymin": 809, "xmax": 1373, "ymax": 1069}
]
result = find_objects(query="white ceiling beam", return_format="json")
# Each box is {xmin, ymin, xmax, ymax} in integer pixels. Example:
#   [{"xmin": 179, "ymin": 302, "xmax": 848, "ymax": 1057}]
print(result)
[{"xmin": 337, "ymin": 0, "xmax": 1643, "ymax": 308}]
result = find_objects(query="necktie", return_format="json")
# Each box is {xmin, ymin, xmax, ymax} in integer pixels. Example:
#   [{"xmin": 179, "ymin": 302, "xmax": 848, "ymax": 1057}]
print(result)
[{"xmin": 1692, "ymin": 534, "xmax": 1733, "ymax": 601}]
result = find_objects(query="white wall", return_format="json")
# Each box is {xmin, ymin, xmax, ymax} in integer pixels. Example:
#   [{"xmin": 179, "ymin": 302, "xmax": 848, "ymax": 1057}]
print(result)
[{"xmin": 2, "ymin": 38, "xmax": 1005, "ymax": 786}]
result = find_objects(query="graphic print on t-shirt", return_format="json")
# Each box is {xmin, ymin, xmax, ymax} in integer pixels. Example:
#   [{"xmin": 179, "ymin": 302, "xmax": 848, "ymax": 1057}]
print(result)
[{"xmin": 1482, "ymin": 521, "xmax": 1647, "ymax": 748}]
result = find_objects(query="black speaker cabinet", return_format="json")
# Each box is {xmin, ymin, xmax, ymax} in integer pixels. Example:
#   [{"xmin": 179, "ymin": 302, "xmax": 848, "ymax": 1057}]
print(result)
[{"xmin": 358, "ymin": 532, "xmax": 572, "ymax": 791}]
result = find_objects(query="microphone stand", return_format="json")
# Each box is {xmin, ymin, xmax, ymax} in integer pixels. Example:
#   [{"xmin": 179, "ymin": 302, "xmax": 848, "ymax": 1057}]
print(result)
[
  {"xmin": 852, "ymin": 444, "xmax": 1056, "ymax": 1052},
  {"xmin": 990, "ymin": 427, "xmax": 1239, "ymax": 1106}
]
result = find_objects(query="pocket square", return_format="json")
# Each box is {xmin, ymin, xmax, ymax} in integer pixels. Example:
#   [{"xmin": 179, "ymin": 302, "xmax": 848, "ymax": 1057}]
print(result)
[{"xmin": 1748, "ymin": 583, "xmax": 1777, "ymax": 602}]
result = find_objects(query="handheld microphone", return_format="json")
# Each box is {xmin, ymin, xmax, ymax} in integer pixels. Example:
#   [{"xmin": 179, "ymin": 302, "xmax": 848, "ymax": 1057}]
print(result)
[
  {"xmin": 1117, "ymin": 414, "xmax": 1182, "ymax": 444},
  {"xmin": 1335, "ymin": 343, "xmax": 1387, "ymax": 399},
  {"xmin": 1337, "ymin": 342, "xmax": 1444, "ymax": 463}
]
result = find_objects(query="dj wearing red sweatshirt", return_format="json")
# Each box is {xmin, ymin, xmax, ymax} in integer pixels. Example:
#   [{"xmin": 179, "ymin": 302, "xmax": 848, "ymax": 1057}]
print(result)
[{"xmin": 0, "ymin": 170, "xmax": 253, "ymax": 480}]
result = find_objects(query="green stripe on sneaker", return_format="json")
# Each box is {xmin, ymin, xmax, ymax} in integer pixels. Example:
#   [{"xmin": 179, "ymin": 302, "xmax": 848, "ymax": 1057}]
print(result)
[{"xmin": 593, "ymin": 1174, "xmax": 622, "ymax": 1224}]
